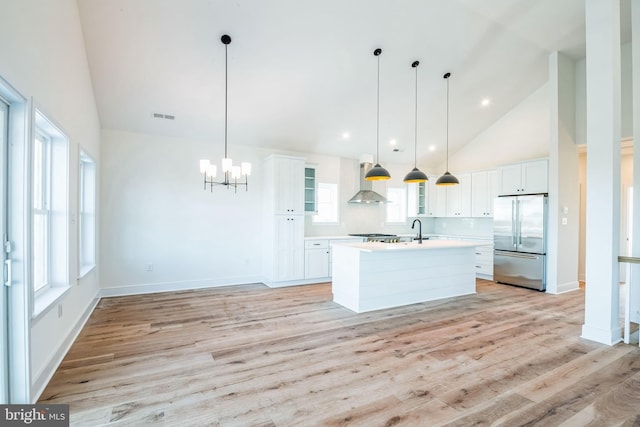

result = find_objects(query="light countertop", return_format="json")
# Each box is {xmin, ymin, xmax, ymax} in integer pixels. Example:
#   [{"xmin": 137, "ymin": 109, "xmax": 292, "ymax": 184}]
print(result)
[
  {"xmin": 304, "ymin": 235, "xmax": 365, "ymax": 240},
  {"xmin": 333, "ymin": 239, "xmax": 480, "ymax": 253}
]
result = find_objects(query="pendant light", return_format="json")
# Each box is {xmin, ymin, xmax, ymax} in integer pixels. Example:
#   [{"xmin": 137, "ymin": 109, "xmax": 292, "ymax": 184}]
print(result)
[
  {"xmin": 436, "ymin": 72, "xmax": 459, "ymax": 186},
  {"xmin": 199, "ymin": 34, "xmax": 251, "ymax": 192},
  {"xmin": 365, "ymin": 48, "xmax": 391, "ymax": 181},
  {"xmin": 403, "ymin": 60, "xmax": 428, "ymax": 183}
]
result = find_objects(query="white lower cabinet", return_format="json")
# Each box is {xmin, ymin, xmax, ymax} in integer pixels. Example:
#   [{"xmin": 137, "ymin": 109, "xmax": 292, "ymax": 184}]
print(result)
[
  {"xmin": 304, "ymin": 239, "xmax": 329, "ymax": 279},
  {"xmin": 303, "ymin": 237, "xmax": 364, "ymax": 282},
  {"xmin": 432, "ymin": 236, "xmax": 493, "ymax": 279},
  {"xmin": 474, "ymin": 244, "xmax": 494, "ymax": 279},
  {"xmin": 273, "ymin": 215, "xmax": 305, "ymax": 282}
]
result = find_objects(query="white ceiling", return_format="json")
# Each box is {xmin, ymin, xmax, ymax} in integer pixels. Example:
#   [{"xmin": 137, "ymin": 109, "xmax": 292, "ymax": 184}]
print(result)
[{"xmin": 77, "ymin": 0, "xmax": 627, "ymax": 169}]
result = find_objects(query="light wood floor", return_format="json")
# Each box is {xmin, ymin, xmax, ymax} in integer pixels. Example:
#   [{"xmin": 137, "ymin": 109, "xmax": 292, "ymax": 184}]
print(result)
[{"xmin": 39, "ymin": 280, "xmax": 640, "ymax": 426}]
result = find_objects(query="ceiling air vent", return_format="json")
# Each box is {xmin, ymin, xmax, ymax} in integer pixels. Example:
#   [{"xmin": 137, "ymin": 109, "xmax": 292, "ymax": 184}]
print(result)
[{"xmin": 152, "ymin": 112, "xmax": 175, "ymax": 120}]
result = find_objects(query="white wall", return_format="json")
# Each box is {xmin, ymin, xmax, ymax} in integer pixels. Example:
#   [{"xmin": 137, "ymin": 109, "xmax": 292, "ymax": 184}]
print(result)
[
  {"xmin": 100, "ymin": 129, "xmax": 266, "ymax": 294},
  {"xmin": 0, "ymin": 0, "xmax": 101, "ymax": 401},
  {"xmin": 446, "ymin": 83, "xmax": 551, "ymax": 172}
]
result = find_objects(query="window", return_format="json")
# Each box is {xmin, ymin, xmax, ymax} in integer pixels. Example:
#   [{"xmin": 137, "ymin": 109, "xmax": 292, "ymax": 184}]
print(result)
[
  {"xmin": 32, "ymin": 131, "xmax": 51, "ymax": 294},
  {"xmin": 79, "ymin": 151, "xmax": 96, "ymax": 276},
  {"xmin": 312, "ymin": 183, "xmax": 338, "ymax": 223},
  {"xmin": 32, "ymin": 110, "xmax": 68, "ymax": 315},
  {"xmin": 386, "ymin": 187, "xmax": 407, "ymax": 223}
]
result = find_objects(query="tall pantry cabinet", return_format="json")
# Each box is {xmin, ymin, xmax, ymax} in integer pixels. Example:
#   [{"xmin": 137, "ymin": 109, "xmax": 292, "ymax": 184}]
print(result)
[{"xmin": 262, "ymin": 155, "xmax": 305, "ymax": 287}]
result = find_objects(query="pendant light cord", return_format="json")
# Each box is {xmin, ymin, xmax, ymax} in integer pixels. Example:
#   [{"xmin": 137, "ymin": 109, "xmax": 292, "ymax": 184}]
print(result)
[
  {"xmin": 224, "ymin": 41, "xmax": 228, "ymax": 159},
  {"xmin": 414, "ymin": 64, "xmax": 418, "ymax": 168},
  {"xmin": 376, "ymin": 52, "xmax": 380, "ymax": 164},
  {"xmin": 445, "ymin": 74, "xmax": 449, "ymax": 171}
]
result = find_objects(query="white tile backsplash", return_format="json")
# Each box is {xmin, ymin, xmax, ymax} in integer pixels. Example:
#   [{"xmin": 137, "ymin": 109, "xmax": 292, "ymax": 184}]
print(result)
[{"xmin": 434, "ymin": 217, "xmax": 493, "ymax": 238}]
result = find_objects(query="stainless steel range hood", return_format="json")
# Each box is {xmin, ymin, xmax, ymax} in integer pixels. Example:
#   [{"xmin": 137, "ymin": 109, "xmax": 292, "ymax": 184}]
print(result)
[{"xmin": 348, "ymin": 162, "xmax": 388, "ymax": 204}]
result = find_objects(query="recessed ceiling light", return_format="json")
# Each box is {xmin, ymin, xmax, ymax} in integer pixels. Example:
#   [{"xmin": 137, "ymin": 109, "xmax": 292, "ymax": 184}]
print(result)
[
  {"xmin": 389, "ymin": 139, "xmax": 397, "ymax": 146},
  {"xmin": 342, "ymin": 132, "xmax": 350, "ymax": 139},
  {"xmin": 481, "ymin": 98, "xmax": 491, "ymax": 107},
  {"xmin": 429, "ymin": 145, "xmax": 436, "ymax": 152}
]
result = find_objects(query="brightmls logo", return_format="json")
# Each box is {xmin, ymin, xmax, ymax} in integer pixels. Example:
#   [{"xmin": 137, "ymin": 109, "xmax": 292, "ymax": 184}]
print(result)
[{"xmin": 1, "ymin": 405, "xmax": 69, "ymax": 426}]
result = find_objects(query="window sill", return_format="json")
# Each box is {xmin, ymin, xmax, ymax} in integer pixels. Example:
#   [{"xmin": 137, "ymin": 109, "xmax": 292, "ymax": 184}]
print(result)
[
  {"xmin": 33, "ymin": 285, "xmax": 70, "ymax": 321},
  {"xmin": 78, "ymin": 264, "xmax": 96, "ymax": 280}
]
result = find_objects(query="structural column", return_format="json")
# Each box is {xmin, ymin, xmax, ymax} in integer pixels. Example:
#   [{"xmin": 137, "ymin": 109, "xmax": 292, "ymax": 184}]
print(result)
[
  {"xmin": 630, "ymin": 0, "xmax": 640, "ymax": 327},
  {"xmin": 546, "ymin": 52, "xmax": 579, "ymax": 294},
  {"xmin": 581, "ymin": 0, "xmax": 622, "ymax": 345}
]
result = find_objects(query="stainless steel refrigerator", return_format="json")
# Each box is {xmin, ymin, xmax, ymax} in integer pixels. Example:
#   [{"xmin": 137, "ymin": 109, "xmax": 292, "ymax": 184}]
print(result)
[{"xmin": 493, "ymin": 194, "xmax": 547, "ymax": 291}]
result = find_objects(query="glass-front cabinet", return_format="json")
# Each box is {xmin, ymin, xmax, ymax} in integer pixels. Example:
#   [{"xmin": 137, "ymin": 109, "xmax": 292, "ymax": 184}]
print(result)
[
  {"xmin": 408, "ymin": 181, "xmax": 427, "ymax": 217},
  {"xmin": 417, "ymin": 182, "xmax": 426, "ymax": 216},
  {"xmin": 304, "ymin": 167, "xmax": 317, "ymax": 214}
]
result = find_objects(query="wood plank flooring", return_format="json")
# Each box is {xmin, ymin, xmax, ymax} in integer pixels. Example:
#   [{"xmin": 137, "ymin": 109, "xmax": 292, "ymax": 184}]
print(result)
[{"xmin": 39, "ymin": 280, "xmax": 640, "ymax": 426}]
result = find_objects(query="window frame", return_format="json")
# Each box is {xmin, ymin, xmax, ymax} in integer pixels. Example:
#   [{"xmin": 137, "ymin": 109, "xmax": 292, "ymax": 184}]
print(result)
[
  {"xmin": 32, "ymin": 130, "xmax": 52, "ymax": 297},
  {"xmin": 312, "ymin": 182, "xmax": 339, "ymax": 224},
  {"xmin": 78, "ymin": 150, "xmax": 96, "ymax": 278},
  {"xmin": 385, "ymin": 186, "xmax": 408, "ymax": 224},
  {"xmin": 31, "ymin": 109, "xmax": 70, "ymax": 319}
]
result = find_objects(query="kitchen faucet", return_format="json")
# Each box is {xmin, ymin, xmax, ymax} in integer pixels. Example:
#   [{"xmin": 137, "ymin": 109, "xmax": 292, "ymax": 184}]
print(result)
[{"xmin": 412, "ymin": 218, "xmax": 422, "ymax": 244}]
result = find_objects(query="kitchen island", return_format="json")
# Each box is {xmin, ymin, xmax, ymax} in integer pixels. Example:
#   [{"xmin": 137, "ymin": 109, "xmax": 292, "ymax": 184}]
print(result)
[{"xmin": 331, "ymin": 240, "xmax": 479, "ymax": 313}]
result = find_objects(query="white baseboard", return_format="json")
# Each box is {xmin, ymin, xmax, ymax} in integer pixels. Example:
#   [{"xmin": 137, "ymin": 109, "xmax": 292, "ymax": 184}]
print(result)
[
  {"xmin": 31, "ymin": 291, "xmax": 101, "ymax": 402},
  {"xmin": 263, "ymin": 277, "xmax": 332, "ymax": 288},
  {"xmin": 581, "ymin": 323, "xmax": 623, "ymax": 346},
  {"xmin": 100, "ymin": 275, "xmax": 264, "ymax": 297},
  {"xmin": 546, "ymin": 280, "xmax": 581, "ymax": 294}
]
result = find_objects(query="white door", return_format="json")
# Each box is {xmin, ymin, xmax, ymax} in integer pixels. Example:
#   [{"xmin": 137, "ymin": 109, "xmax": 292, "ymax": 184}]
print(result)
[{"xmin": 0, "ymin": 97, "xmax": 8, "ymax": 403}]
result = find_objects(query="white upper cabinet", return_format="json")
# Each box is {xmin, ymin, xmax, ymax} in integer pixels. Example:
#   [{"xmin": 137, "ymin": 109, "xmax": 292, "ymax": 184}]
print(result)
[
  {"xmin": 498, "ymin": 159, "xmax": 548, "ymax": 196},
  {"xmin": 471, "ymin": 170, "xmax": 498, "ymax": 217},
  {"xmin": 427, "ymin": 175, "xmax": 446, "ymax": 217},
  {"xmin": 445, "ymin": 173, "xmax": 471, "ymax": 217},
  {"xmin": 266, "ymin": 155, "xmax": 305, "ymax": 214}
]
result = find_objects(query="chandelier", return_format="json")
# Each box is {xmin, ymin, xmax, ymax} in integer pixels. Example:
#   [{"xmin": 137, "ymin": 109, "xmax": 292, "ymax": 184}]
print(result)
[{"xmin": 199, "ymin": 34, "xmax": 251, "ymax": 192}]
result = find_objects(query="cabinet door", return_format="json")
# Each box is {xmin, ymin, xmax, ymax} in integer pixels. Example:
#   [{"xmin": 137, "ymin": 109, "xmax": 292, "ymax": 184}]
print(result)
[
  {"xmin": 472, "ymin": 170, "xmax": 498, "ymax": 217},
  {"xmin": 427, "ymin": 176, "xmax": 446, "ymax": 217},
  {"xmin": 407, "ymin": 182, "xmax": 427, "ymax": 217},
  {"xmin": 304, "ymin": 167, "xmax": 317, "ymax": 213},
  {"xmin": 521, "ymin": 160, "xmax": 548, "ymax": 194},
  {"xmin": 446, "ymin": 173, "xmax": 471, "ymax": 217},
  {"xmin": 305, "ymin": 249, "xmax": 329, "ymax": 279},
  {"xmin": 498, "ymin": 164, "xmax": 523, "ymax": 196},
  {"xmin": 471, "ymin": 171, "xmax": 489, "ymax": 218},
  {"xmin": 486, "ymin": 169, "xmax": 499, "ymax": 217},
  {"xmin": 274, "ymin": 216, "xmax": 305, "ymax": 281},
  {"xmin": 274, "ymin": 157, "xmax": 305, "ymax": 214}
]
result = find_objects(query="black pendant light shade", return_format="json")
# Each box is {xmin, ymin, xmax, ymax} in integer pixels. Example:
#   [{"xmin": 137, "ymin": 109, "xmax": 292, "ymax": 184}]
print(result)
[
  {"xmin": 435, "ymin": 171, "xmax": 459, "ymax": 186},
  {"xmin": 367, "ymin": 163, "xmax": 392, "ymax": 180},
  {"xmin": 404, "ymin": 60, "xmax": 428, "ymax": 183},
  {"xmin": 365, "ymin": 48, "xmax": 391, "ymax": 181},
  {"xmin": 436, "ymin": 72, "xmax": 459, "ymax": 187},
  {"xmin": 404, "ymin": 167, "xmax": 428, "ymax": 183}
]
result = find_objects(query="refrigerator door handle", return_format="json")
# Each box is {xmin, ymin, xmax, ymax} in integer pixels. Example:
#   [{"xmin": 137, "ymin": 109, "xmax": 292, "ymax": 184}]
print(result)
[
  {"xmin": 517, "ymin": 199, "xmax": 522, "ymax": 246},
  {"xmin": 495, "ymin": 250, "xmax": 540, "ymax": 260},
  {"xmin": 512, "ymin": 199, "xmax": 517, "ymax": 248}
]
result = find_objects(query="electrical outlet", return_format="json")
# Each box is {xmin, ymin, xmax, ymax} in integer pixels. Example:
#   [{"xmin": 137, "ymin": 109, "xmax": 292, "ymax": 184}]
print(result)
[{"xmin": 146, "ymin": 263, "xmax": 153, "ymax": 272}]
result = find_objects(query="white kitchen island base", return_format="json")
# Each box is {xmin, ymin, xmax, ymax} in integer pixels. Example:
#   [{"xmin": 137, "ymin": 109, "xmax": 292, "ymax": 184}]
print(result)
[{"xmin": 332, "ymin": 240, "xmax": 478, "ymax": 313}]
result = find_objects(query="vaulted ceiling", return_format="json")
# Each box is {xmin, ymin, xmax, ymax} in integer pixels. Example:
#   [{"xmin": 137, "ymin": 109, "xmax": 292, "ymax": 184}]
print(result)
[{"xmin": 77, "ymin": 0, "xmax": 630, "ymax": 168}]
